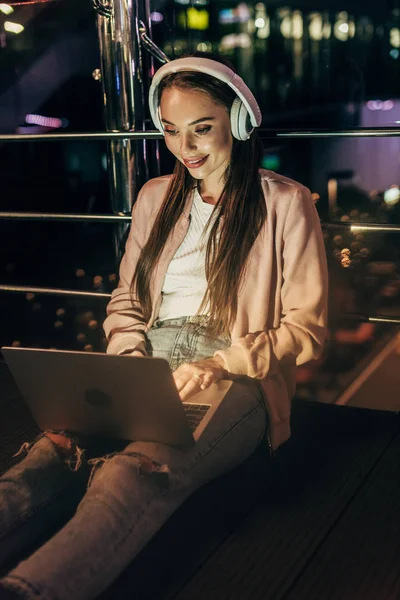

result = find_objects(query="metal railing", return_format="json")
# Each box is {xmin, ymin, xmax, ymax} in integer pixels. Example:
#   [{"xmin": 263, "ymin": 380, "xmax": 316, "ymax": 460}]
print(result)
[
  {"xmin": 276, "ymin": 128, "xmax": 400, "ymax": 138},
  {"xmin": 0, "ymin": 131, "xmax": 163, "ymax": 142},
  {"xmin": 1, "ymin": 128, "xmax": 400, "ymax": 323},
  {"xmin": 0, "ymin": 285, "xmax": 111, "ymax": 299},
  {"xmin": 2, "ymin": 128, "xmax": 400, "ymax": 143},
  {"xmin": 2, "ymin": 284, "xmax": 400, "ymax": 325},
  {"xmin": 1, "ymin": 214, "xmax": 399, "ymax": 233},
  {"xmin": 324, "ymin": 223, "xmax": 400, "ymax": 233},
  {"xmin": 0, "ymin": 212, "xmax": 131, "ymax": 223},
  {"xmin": 1, "ymin": 216, "xmax": 400, "ymax": 323}
]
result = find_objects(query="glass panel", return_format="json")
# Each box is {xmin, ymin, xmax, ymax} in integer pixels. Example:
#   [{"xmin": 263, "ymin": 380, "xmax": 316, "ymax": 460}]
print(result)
[
  {"xmin": 0, "ymin": 138, "xmax": 115, "ymax": 352},
  {"xmin": 258, "ymin": 134, "xmax": 400, "ymax": 225},
  {"xmin": 2, "ymin": 293, "xmax": 110, "ymax": 352},
  {"xmin": 297, "ymin": 229, "xmax": 400, "ymax": 407}
]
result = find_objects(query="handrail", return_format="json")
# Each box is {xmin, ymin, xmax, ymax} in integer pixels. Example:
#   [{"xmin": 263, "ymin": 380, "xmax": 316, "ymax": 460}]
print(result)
[
  {"xmin": 0, "ymin": 212, "xmax": 131, "ymax": 222},
  {"xmin": 324, "ymin": 222, "xmax": 400, "ymax": 233},
  {"xmin": 350, "ymin": 224, "xmax": 400, "ymax": 233},
  {"xmin": 345, "ymin": 314, "xmax": 400, "ymax": 325},
  {"xmin": 366, "ymin": 316, "xmax": 400, "ymax": 324},
  {"xmin": 2, "ymin": 128, "xmax": 400, "ymax": 143},
  {"xmin": 0, "ymin": 131, "xmax": 163, "ymax": 142},
  {"xmin": 1, "ymin": 285, "xmax": 400, "ymax": 324},
  {"xmin": 1, "ymin": 213, "xmax": 399, "ymax": 232},
  {"xmin": 276, "ymin": 128, "xmax": 400, "ymax": 138},
  {"xmin": 0, "ymin": 285, "xmax": 111, "ymax": 299}
]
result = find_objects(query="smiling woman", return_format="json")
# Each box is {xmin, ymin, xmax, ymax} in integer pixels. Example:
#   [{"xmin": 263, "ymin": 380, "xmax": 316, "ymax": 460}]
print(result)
[
  {"xmin": 0, "ymin": 52, "xmax": 328, "ymax": 600},
  {"xmin": 132, "ymin": 54, "xmax": 267, "ymax": 341}
]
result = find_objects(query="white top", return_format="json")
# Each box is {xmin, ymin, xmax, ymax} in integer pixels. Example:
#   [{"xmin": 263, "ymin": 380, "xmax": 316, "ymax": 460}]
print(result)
[{"xmin": 158, "ymin": 188, "xmax": 218, "ymax": 321}]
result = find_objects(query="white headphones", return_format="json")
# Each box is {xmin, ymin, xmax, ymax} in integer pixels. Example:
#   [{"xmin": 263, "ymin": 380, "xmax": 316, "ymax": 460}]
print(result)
[{"xmin": 148, "ymin": 57, "xmax": 262, "ymax": 141}]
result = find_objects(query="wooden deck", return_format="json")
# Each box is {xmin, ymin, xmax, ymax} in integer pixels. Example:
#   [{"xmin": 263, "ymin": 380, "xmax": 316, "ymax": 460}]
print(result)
[{"xmin": 1, "ymin": 360, "xmax": 400, "ymax": 600}]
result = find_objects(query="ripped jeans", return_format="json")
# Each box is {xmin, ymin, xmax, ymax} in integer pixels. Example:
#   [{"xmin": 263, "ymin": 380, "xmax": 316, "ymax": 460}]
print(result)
[{"xmin": 0, "ymin": 317, "xmax": 267, "ymax": 600}]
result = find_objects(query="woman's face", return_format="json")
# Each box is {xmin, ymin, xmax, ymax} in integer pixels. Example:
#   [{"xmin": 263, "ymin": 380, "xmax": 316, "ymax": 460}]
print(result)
[{"xmin": 159, "ymin": 87, "xmax": 233, "ymax": 193}]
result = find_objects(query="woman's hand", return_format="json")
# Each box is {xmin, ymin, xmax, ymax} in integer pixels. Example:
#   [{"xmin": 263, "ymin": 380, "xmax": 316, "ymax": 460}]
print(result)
[
  {"xmin": 118, "ymin": 349, "xmax": 146, "ymax": 357},
  {"xmin": 173, "ymin": 356, "xmax": 229, "ymax": 402}
]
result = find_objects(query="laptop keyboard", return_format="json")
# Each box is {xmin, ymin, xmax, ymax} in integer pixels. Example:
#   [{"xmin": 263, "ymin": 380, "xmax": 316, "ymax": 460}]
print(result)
[{"xmin": 183, "ymin": 403, "xmax": 211, "ymax": 432}]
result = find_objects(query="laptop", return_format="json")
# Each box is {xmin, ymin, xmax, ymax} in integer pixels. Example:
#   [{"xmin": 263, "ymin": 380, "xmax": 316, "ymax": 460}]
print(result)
[{"xmin": 1, "ymin": 346, "xmax": 234, "ymax": 449}]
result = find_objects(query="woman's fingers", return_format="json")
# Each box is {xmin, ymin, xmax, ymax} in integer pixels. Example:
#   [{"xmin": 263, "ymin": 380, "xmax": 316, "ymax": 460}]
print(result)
[
  {"xmin": 178, "ymin": 378, "xmax": 202, "ymax": 402},
  {"xmin": 172, "ymin": 359, "xmax": 227, "ymax": 401},
  {"xmin": 173, "ymin": 370, "xmax": 202, "ymax": 393},
  {"xmin": 173, "ymin": 371, "xmax": 212, "ymax": 401}
]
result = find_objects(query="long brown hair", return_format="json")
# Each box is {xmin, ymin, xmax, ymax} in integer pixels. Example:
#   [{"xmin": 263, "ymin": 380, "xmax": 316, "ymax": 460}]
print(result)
[{"xmin": 131, "ymin": 53, "xmax": 266, "ymax": 337}]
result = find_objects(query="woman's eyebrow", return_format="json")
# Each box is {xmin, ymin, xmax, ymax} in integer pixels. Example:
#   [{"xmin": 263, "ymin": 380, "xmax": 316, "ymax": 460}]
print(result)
[{"xmin": 161, "ymin": 117, "xmax": 216, "ymax": 126}]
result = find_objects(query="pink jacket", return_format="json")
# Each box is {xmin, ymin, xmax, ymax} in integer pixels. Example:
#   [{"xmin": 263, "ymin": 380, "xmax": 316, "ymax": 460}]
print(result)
[{"xmin": 103, "ymin": 169, "xmax": 328, "ymax": 451}]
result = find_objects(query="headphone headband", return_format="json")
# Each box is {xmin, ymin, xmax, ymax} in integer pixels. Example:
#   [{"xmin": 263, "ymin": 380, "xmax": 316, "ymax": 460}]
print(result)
[{"xmin": 148, "ymin": 57, "xmax": 262, "ymax": 141}]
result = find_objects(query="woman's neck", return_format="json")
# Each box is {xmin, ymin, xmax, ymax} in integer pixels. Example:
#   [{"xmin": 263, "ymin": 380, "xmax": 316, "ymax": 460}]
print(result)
[{"xmin": 197, "ymin": 182, "xmax": 223, "ymax": 206}]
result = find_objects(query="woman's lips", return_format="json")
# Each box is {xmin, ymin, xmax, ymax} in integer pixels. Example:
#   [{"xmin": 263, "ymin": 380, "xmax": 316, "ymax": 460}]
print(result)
[{"xmin": 183, "ymin": 156, "xmax": 208, "ymax": 169}]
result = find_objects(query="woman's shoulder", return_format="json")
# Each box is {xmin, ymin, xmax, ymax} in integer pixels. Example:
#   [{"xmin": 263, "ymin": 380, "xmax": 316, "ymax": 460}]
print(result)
[
  {"xmin": 258, "ymin": 168, "xmax": 311, "ymax": 213},
  {"xmin": 259, "ymin": 168, "xmax": 308, "ymax": 195},
  {"xmin": 139, "ymin": 174, "xmax": 173, "ymax": 200},
  {"xmin": 133, "ymin": 174, "xmax": 173, "ymax": 217}
]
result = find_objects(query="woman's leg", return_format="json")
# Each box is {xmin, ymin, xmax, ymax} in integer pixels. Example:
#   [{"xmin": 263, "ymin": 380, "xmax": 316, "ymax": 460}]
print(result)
[
  {"xmin": 0, "ymin": 434, "xmax": 89, "ymax": 573},
  {"xmin": 0, "ymin": 378, "xmax": 266, "ymax": 600}
]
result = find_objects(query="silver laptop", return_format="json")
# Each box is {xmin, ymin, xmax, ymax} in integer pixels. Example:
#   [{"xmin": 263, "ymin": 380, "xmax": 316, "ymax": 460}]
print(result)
[{"xmin": 1, "ymin": 346, "xmax": 233, "ymax": 449}]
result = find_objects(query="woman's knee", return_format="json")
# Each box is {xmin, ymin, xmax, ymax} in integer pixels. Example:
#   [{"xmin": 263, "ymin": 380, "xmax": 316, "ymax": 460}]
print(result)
[{"xmin": 80, "ymin": 451, "xmax": 173, "ymax": 514}]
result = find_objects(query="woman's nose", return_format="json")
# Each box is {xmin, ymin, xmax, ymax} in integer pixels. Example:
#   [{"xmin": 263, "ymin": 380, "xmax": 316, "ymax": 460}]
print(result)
[{"xmin": 180, "ymin": 132, "xmax": 197, "ymax": 154}]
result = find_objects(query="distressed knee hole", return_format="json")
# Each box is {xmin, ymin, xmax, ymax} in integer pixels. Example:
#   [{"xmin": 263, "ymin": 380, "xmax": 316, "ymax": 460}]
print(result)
[{"xmin": 87, "ymin": 452, "xmax": 170, "ymax": 489}]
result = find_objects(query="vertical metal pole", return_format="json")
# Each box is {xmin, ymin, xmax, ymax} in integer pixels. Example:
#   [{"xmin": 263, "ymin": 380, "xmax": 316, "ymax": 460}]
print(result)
[
  {"xmin": 141, "ymin": 0, "xmax": 161, "ymax": 178},
  {"xmin": 92, "ymin": 0, "xmax": 150, "ymax": 261}
]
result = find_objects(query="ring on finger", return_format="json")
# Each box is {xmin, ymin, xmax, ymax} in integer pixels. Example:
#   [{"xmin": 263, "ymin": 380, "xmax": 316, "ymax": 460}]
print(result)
[{"xmin": 193, "ymin": 374, "xmax": 204, "ymax": 383}]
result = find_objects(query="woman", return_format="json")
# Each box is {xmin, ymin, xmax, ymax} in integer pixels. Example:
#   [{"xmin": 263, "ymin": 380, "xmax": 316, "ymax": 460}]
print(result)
[{"xmin": 0, "ymin": 53, "xmax": 328, "ymax": 599}]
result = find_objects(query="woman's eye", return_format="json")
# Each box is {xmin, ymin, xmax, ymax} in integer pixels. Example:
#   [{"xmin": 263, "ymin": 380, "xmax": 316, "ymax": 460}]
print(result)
[
  {"xmin": 196, "ymin": 126, "xmax": 211, "ymax": 135},
  {"xmin": 164, "ymin": 129, "xmax": 178, "ymax": 136}
]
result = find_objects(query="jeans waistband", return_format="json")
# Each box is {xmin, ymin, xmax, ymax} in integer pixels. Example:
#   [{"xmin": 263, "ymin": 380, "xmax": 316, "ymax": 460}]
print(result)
[{"xmin": 152, "ymin": 315, "xmax": 210, "ymax": 329}]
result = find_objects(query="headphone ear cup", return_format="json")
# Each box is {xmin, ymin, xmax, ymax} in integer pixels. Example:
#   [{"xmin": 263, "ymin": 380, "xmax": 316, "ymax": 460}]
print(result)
[
  {"xmin": 238, "ymin": 103, "xmax": 254, "ymax": 141},
  {"xmin": 230, "ymin": 98, "xmax": 253, "ymax": 141},
  {"xmin": 230, "ymin": 97, "xmax": 242, "ymax": 140}
]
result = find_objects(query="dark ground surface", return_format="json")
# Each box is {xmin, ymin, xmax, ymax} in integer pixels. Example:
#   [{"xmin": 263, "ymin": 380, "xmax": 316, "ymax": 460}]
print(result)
[{"xmin": 1, "ymin": 361, "xmax": 400, "ymax": 600}]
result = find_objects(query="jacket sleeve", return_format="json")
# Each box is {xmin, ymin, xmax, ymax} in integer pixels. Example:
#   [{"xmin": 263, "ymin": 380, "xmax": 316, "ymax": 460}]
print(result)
[
  {"xmin": 214, "ymin": 186, "xmax": 328, "ymax": 379},
  {"xmin": 103, "ymin": 185, "xmax": 153, "ymax": 356}
]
